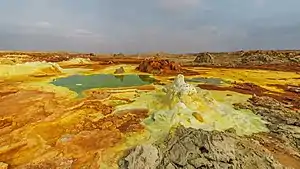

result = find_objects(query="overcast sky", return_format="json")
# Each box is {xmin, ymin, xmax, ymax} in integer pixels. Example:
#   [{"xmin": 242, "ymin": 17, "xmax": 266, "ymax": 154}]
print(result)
[{"xmin": 0, "ymin": 0, "xmax": 299, "ymax": 53}]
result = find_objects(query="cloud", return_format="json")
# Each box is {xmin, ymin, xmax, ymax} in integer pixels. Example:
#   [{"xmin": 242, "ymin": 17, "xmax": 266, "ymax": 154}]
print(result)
[
  {"xmin": 1, "ymin": 0, "xmax": 300, "ymax": 53},
  {"xmin": 34, "ymin": 21, "xmax": 52, "ymax": 28},
  {"xmin": 254, "ymin": 0, "xmax": 266, "ymax": 8},
  {"xmin": 67, "ymin": 29, "xmax": 102, "ymax": 38},
  {"xmin": 106, "ymin": 24, "xmax": 249, "ymax": 53},
  {"xmin": 158, "ymin": 0, "xmax": 201, "ymax": 11},
  {"xmin": 63, "ymin": 28, "xmax": 105, "ymax": 43},
  {"xmin": 73, "ymin": 29, "xmax": 94, "ymax": 36}
]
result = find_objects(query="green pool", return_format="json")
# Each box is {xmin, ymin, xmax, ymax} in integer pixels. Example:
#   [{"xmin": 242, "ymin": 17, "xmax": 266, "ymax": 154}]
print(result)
[{"xmin": 51, "ymin": 74, "xmax": 156, "ymax": 94}]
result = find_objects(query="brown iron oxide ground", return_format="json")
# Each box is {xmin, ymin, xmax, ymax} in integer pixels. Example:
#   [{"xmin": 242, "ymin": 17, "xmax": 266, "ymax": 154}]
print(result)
[{"xmin": 0, "ymin": 51, "xmax": 300, "ymax": 168}]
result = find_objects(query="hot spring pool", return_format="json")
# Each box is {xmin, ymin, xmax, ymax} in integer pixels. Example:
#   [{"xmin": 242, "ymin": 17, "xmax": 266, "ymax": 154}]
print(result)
[{"xmin": 51, "ymin": 74, "xmax": 156, "ymax": 94}]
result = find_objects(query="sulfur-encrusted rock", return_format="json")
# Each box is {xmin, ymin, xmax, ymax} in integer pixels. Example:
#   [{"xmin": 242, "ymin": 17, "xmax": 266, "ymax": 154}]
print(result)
[{"xmin": 136, "ymin": 57, "xmax": 182, "ymax": 75}]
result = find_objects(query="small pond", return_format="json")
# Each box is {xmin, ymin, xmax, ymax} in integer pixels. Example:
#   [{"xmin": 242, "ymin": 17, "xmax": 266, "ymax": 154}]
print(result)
[{"xmin": 51, "ymin": 74, "xmax": 157, "ymax": 94}]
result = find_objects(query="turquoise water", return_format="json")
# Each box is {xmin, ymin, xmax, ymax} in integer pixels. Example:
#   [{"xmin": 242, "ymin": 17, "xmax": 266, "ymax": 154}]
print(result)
[{"xmin": 51, "ymin": 74, "xmax": 156, "ymax": 94}]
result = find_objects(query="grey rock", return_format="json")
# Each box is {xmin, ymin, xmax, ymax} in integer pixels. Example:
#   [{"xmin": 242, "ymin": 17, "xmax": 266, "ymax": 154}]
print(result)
[
  {"xmin": 194, "ymin": 53, "xmax": 214, "ymax": 64},
  {"xmin": 119, "ymin": 127, "xmax": 285, "ymax": 169},
  {"xmin": 235, "ymin": 95, "xmax": 300, "ymax": 153},
  {"xmin": 114, "ymin": 67, "xmax": 125, "ymax": 74},
  {"xmin": 289, "ymin": 56, "xmax": 300, "ymax": 63},
  {"xmin": 165, "ymin": 163, "xmax": 176, "ymax": 169},
  {"xmin": 248, "ymin": 95, "xmax": 300, "ymax": 126},
  {"xmin": 119, "ymin": 144, "xmax": 160, "ymax": 169},
  {"xmin": 241, "ymin": 54, "xmax": 274, "ymax": 64},
  {"xmin": 168, "ymin": 142, "xmax": 189, "ymax": 166}
]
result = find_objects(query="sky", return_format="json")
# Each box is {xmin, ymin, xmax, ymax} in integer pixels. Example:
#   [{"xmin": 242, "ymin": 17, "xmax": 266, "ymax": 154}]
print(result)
[{"xmin": 0, "ymin": 0, "xmax": 299, "ymax": 53}]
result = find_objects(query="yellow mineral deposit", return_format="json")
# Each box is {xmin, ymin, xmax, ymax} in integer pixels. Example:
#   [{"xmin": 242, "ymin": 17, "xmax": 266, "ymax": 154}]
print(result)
[
  {"xmin": 59, "ymin": 58, "xmax": 92, "ymax": 65},
  {"xmin": 115, "ymin": 74, "xmax": 269, "ymax": 143},
  {"xmin": 0, "ymin": 61, "xmax": 64, "ymax": 82},
  {"xmin": 0, "ymin": 59, "xmax": 296, "ymax": 169},
  {"xmin": 193, "ymin": 67, "xmax": 300, "ymax": 92}
]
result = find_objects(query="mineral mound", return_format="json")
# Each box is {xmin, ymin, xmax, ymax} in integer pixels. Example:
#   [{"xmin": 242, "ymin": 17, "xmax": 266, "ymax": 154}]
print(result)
[
  {"xmin": 194, "ymin": 52, "xmax": 215, "ymax": 64},
  {"xmin": 136, "ymin": 57, "xmax": 182, "ymax": 75}
]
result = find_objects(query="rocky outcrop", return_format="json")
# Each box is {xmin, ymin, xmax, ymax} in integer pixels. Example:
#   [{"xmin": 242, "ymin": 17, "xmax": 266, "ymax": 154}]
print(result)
[
  {"xmin": 241, "ymin": 54, "xmax": 274, "ymax": 64},
  {"xmin": 241, "ymin": 50, "xmax": 285, "ymax": 58},
  {"xmin": 236, "ymin": 95, "xmax": 300, "ymax": 126},
  {"xmin": 119, "ymin": 144, "xmax": 160, "ymax": 169},
  {"xmin": 289, "ymin": 56, "xmax": 300, "ymax": 63},
  {"xmin": 240, "ymin": 50, "xmax": 287, "ymax": 65},
  {"xmin": 113, "ymin": 53, "xmax": 125, "ymax": 57},
  {"xmin": 119, "ymin": 127, "xmax": 285, "ymax": 169},
  {"xmin": 114, "ymin": 67, "xmax": 125, "ymax": 74},
  {"xmin": 194, "ymin": 52, "xmax": 214, "ymax": 64},
  {"xmin": 287, "ymin": 86, "xmax": 300, "ymax": 93},
  {"xmin": 89, "ymin": 53, "xmax": 96, "ymax": 57},
  {"xmin": 136, "ymin": 57, "xmax": 182, "ymax": 75},
  {"xmin": 234, "ymin": 95, "xmax": 300, "ymax": 151}
]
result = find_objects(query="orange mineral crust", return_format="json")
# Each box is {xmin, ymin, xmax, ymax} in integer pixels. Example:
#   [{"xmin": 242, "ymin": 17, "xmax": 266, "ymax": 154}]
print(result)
[{"xmin": 0, "ymin": 86, "xmax": 148, "ymax": 168}]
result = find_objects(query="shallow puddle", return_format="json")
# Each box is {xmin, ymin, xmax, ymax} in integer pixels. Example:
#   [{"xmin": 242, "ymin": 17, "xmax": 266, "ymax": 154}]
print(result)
[
  {"xmin": 51, "ymin": 74, "xmax": 156, "ymax": 94},
  {"xmin": 169, "ymin": 77, "xmax": 228, "ymax": 85},
  {"xmin": 186, "ymin": 77, "xmax": 228, "ymax": 85}
]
